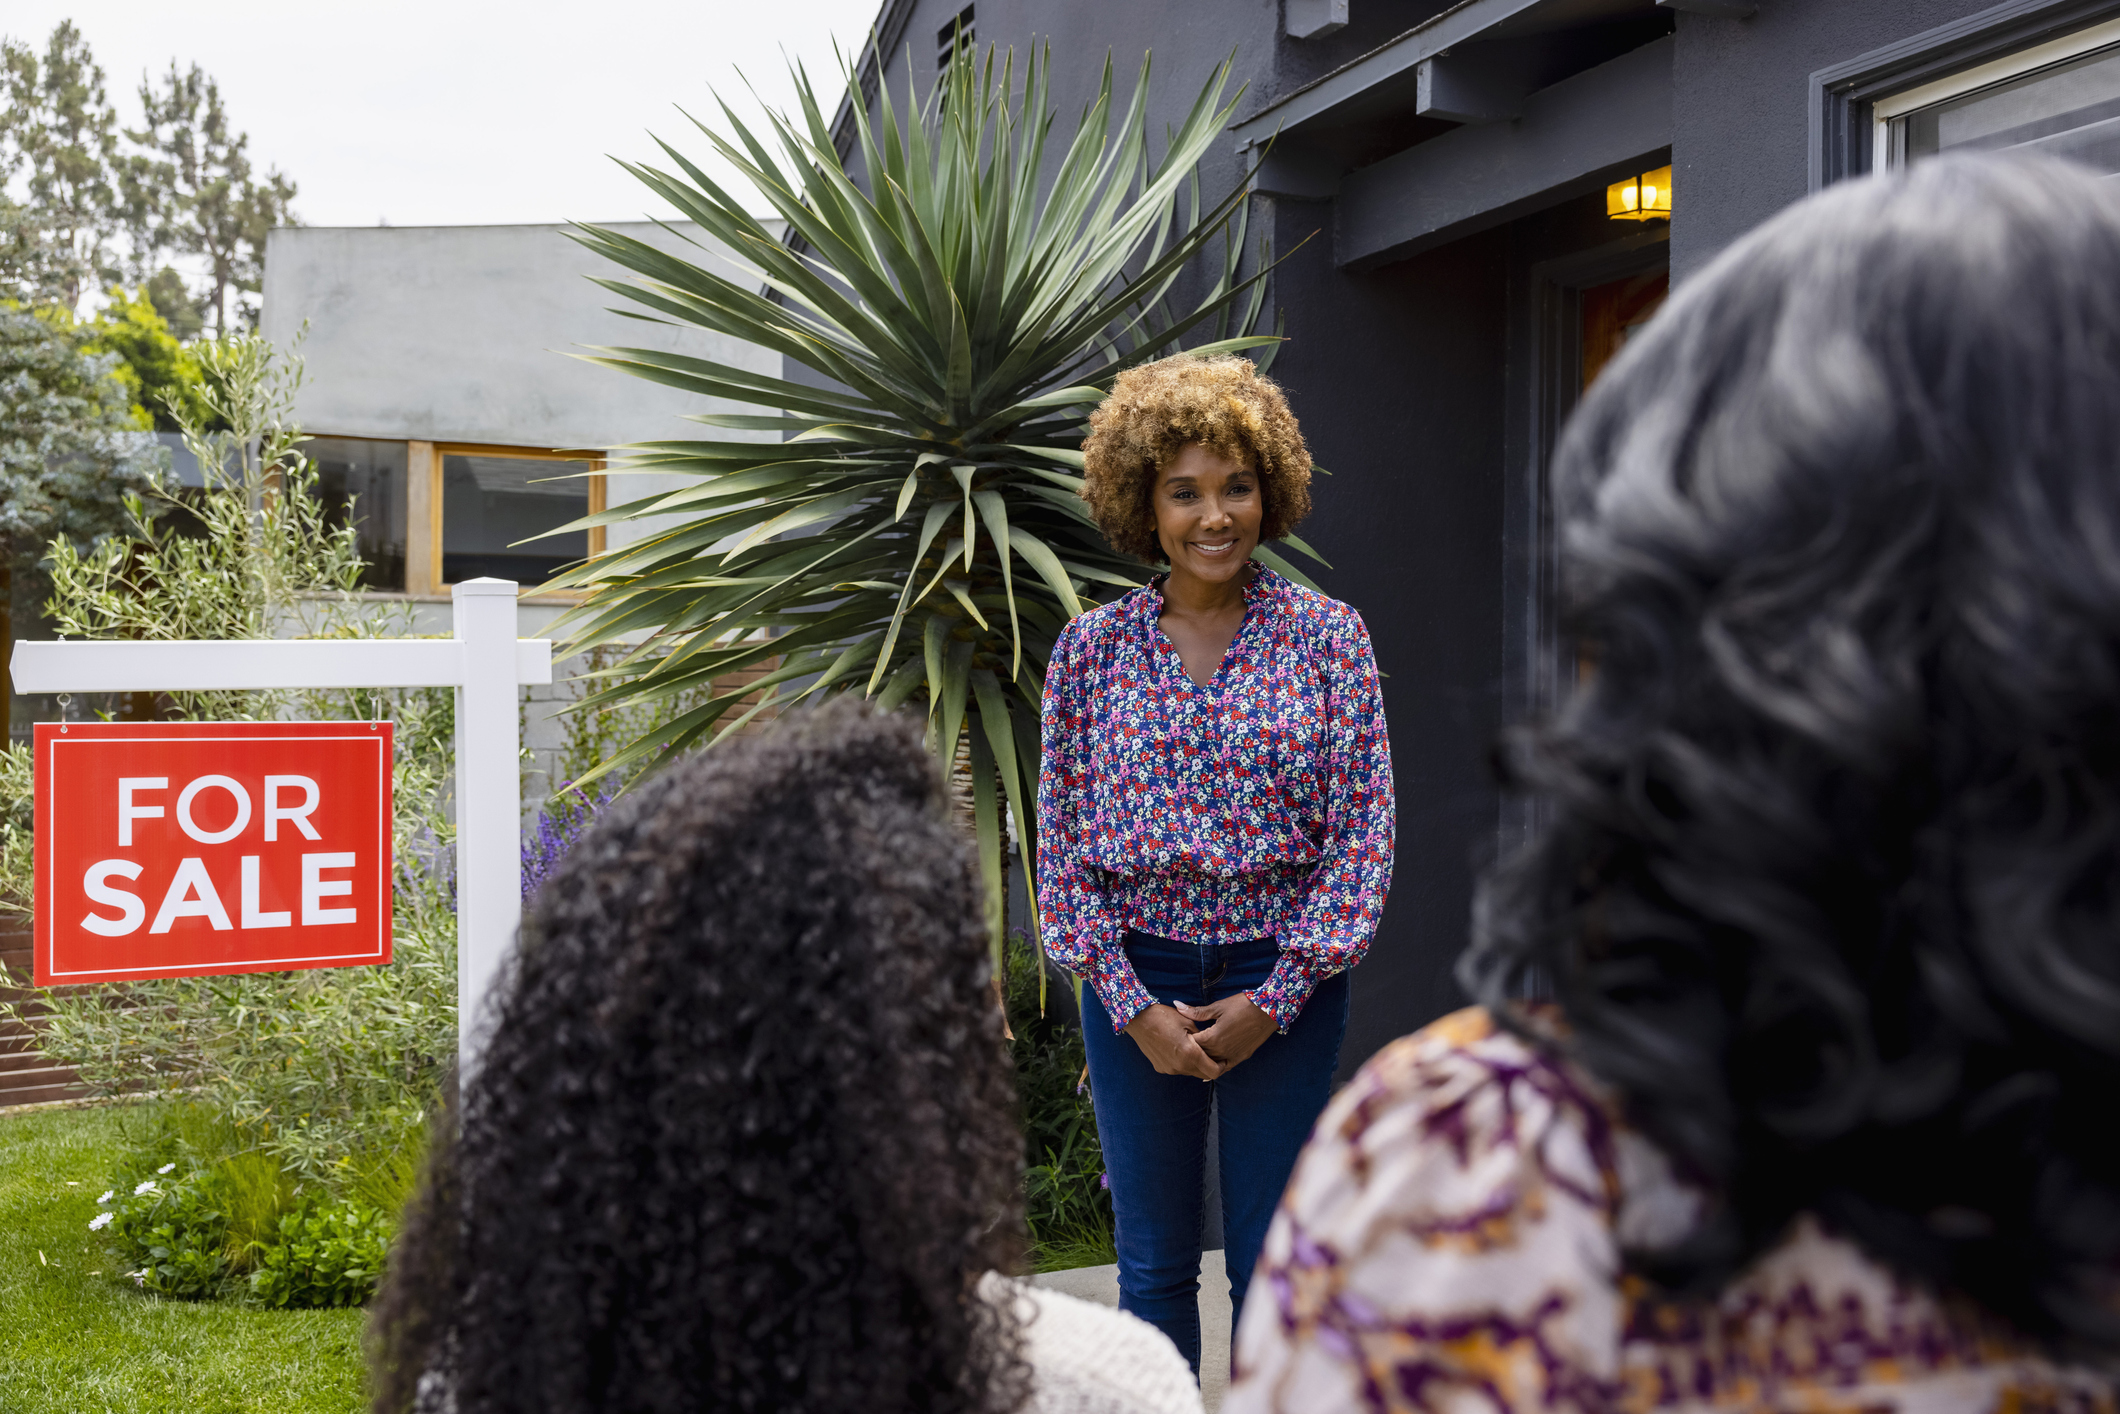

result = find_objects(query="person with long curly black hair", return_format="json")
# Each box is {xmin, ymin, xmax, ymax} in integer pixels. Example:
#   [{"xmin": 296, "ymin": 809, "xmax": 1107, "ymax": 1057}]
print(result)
[
  {"xmin": 368, "ymin": 700, "xmax": 1201, "ymax": 1414},
  {"xmin": 1226, "ymin": 154, "xmax": 2120, "ymax": 1414}
]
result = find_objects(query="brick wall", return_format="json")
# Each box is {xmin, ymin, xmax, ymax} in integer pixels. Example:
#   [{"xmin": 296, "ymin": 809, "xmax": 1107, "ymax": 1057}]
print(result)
[{"xmin": 0, "ymin": 919, "xmax": 85, "ymax": 1109}]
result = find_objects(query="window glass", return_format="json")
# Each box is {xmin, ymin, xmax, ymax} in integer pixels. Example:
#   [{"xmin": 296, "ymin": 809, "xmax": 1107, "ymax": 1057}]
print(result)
[
  {"xmin": 307, "ymin": 436, "xmax": 407, "ymax": 591},
  {"xmin": 441, "ymin": 452, "xmax": 591, "ymax": 586},
  {"xmin": 1902, "ymin": 42, "xmax": 2120, "ymax": 174}
]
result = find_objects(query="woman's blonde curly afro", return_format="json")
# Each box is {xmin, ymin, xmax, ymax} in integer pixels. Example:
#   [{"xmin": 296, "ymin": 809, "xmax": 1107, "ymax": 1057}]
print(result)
[{"xmin": 1080, "ymin": 354, "xmax": 1312, "ymax": 564}]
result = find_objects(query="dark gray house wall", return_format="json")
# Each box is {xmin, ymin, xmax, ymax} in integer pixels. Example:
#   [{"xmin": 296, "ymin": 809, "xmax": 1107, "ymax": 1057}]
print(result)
[
  {"xmin": 1673, "ymin": 0, "xmax": 2042, "ymax": 280},
  {"xmin": 822, "ymin": 0, "xmax": 2120, "ymax": 1078},
  {"xmin": 844, "ymin": 0, "xmax": 1278, "ymax": 211},
  {"xmin": 1263, "ymin": 205, "xmax": 1511, "ymax": 1058}
]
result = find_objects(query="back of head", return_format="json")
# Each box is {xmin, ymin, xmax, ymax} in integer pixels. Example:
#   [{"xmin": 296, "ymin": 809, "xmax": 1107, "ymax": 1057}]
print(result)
[
  {"xmin": 1464, "ymin": 155, "xmax": 2120, "ymax": 1351},
  {"xmin": 371, "ymin": 699, "xmax": 1026, "ymax": 1414}
]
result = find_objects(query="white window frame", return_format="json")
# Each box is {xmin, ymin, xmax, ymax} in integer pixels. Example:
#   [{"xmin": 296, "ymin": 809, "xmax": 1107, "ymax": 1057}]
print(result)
[{"xmin": 1870, "ymin": 13, "xmax": 2120, "ymax": 169}]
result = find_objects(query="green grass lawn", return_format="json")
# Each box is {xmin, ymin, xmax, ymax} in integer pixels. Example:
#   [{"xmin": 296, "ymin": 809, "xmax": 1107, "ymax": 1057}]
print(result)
[{"xmin": 0, "ymin": 1103, "xmax": 368, "ymax": 1414}]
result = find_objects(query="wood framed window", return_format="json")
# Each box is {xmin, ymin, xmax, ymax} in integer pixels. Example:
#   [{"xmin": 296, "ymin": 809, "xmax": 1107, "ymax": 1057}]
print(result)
[
  {"xmin": 306, "ymin": 435, "xmax": 411, "ymax": 592},
  {"xmin": 404, "ymin": 443, "xmax": 605, "ymax": 598}
]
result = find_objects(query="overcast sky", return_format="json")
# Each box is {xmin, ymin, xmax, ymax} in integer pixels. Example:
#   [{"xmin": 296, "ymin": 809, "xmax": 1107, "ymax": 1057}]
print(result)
[{"xmin": 5, "ymin": 0, "xmax": 886, "ymax": 228}]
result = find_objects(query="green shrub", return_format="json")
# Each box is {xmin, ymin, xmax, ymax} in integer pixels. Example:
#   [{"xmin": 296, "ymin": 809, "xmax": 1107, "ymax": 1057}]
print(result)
[
  {"xmin": 246, "ymin": 1199, "xmax": 391, "ymax": 1310},
  {"xmin": 85, "ymin": 1103, "xmax": 397, "ymax": 1309},
  {"xmin": 116, "ymin": 1104, "xmax": 297, "ymax": 1258},
  {"xmin": 340, "ymin": 1120, "xmax": 426, "ymax": 1222},
  {"xmin": 0, "ymin": 334, "xmax": 459, "ymax": 1191},
  {"xmin": 1005, "ymin": 931, "xmax": 1116, "ymax": 1270},
  {"xmin": 93, "ymin": 1162, "xmax": 232, "ymax": 1300},
  {"xmin": 215, "ymin": 1145, "xmax": 301, "ymax": 1258}
]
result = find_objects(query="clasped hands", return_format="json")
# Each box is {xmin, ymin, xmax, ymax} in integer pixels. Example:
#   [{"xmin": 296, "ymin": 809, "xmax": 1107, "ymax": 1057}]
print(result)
[{"xmin": 1123, "ymin": 993, "xmax": 1277, "ymax": 1080}]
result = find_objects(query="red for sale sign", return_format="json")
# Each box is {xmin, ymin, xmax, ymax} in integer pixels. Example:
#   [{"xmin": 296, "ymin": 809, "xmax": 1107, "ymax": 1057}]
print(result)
[{"xmin": 32, "ymin": 721, "xmax": 394, "ymax": 986}]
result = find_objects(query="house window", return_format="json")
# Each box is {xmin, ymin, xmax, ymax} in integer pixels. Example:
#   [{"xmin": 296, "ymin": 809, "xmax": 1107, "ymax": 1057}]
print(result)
[
  {"xmin": 307, "ymin": 436, "xmax": 409, "ymax": 592},
  {"xmin": 431, "ymin": 445, "xmax": 604, "ymax": 591},
  {"xmin": 1873, "ymin": 14, "xmax": 2120, "ymax": 174}
]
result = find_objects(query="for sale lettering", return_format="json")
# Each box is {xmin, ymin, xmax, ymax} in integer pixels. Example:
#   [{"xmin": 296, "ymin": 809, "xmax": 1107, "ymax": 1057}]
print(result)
[
  {"xmin": 33, "ymin": 723, "xmax": 393, "ymax": 985},
  {"xmin": 81, "ymin": 775, "xmax": 354, "ymax": 935},
  {"xmin": 80, "ymin": 860, "xmax": 145, "ymax": 936}
]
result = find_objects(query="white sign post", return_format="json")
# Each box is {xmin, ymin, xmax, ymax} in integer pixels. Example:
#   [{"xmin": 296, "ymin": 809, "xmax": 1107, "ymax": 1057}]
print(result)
[{"xmin": 8, "ymin": 577, "xmax": 553, "ymax": 1065}]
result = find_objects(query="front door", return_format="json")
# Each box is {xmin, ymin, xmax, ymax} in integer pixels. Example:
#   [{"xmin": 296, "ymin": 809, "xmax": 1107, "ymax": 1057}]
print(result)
[{"xmin": 1580, "ymin": 269, "xmax": 1670, "ymax": 391}]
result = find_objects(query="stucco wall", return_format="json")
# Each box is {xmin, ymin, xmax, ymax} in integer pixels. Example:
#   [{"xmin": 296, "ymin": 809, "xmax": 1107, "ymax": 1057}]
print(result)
[
  {"xmin": 259, "ymin": 220, "xmax": 781, "ymax": 453},
  {"xmin": 1263, "ymin": 197, "xmax": 1513, "ymax": 1063},
  {"xmin": 1669, "ymin": 0, "xmax": 2003, "ymax": 281}
]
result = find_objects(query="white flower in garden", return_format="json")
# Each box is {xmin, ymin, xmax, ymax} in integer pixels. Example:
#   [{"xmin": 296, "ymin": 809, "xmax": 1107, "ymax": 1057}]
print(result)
[
  {"xmin": 88, "ymin": 1212, "xmax": 113, "ymax": 1231},
  {"xmin": 97, "ymin": 1191, "xmax": 113, "ymax": 1204},
  {"xmin": 156, "ymin": 1163, "xmax": 176, "ymax": 1175},
  {"xmin": 133, "ymin": 1179, "xmax": 157, "ymax": 1196},
  {"xmin": 127, "ymin": 1268, "xmax": 146, "ymax": 1286}
]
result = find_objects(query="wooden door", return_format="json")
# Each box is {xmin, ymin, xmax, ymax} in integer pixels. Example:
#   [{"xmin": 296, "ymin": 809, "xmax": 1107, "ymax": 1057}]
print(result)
[{"xmin": 1581, "ymin": 269, "xmax": 1670, "ymax": 391}]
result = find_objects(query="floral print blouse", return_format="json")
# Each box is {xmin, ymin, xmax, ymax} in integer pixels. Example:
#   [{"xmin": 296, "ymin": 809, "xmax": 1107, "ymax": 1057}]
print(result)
[
  {"xmin": 1035, "ymin": 566, "xmax": 1394, "ymax": 1032},
  {"xmin": 1227, "ymin": 1007, "xmax": 2116, "ymax": 1414}
]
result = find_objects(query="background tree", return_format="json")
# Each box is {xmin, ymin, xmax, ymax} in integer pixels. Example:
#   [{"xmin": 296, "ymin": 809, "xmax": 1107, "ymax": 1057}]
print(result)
[
  {"xmin": 0, "ymin": 21, "xmax": 290, "ymax": 738},
  {"xmin": 0, "ymin": 302, "xmax": 166, "ymax": 735},
  {"xmin": 0, "ymin": 22, "xmax": 124, "ymax": 308},
  {"xmin": 142, "ymin": 261, "xmax": 205, "ymax": 339},
  {"xmin": 72, "ymin": 285, "xmax": 209, "ymax": 430},
  {"xmin": 549, "ymin": 46, "xmax": 1309, "ymax": 974},
  {"xmin": 126, "ymin": 62, "xmax": 298, "ymax": 334},
  {"xmin": 0, "ymin": 23, "xmax": 296, "ymax": 326}
]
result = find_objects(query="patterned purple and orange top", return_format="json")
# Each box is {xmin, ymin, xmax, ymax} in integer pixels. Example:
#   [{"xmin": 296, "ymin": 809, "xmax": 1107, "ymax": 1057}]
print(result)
[
  {"xmin": 1226, "ymin": 1007, "xmax": 2117, "ymax": 1414},
  {"xmin": 1035, "ymin": 566, "xmax": 1394, "ymax": 1033}
]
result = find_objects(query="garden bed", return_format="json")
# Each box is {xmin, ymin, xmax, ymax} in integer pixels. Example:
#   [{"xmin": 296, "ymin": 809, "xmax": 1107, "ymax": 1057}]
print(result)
[
  {"xmin": 0, "ymin": 1102, "xmax": 367, "ymax": 1414},
  {"xmin": 1005, "ymin": 934, "xmax": 1117, "ymax": 1273}
]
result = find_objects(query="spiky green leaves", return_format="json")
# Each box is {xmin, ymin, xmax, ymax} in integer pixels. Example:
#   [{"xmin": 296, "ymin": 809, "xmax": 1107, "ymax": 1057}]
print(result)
[{"xmin": 539, "ymin": 40, "xmax": 1287, "ymax": 968}]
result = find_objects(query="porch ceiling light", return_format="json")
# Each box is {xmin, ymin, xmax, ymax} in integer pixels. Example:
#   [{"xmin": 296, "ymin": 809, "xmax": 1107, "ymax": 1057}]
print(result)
[{"xmin": 1607, "ymin": 165, "xmax": 1673, "ymax": 222}]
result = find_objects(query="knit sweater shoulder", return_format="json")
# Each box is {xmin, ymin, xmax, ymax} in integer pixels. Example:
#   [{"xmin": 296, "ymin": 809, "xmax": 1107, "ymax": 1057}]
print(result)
[{"xmin": 982, "ymin": 1273, "xmax": 1205, "ymax": 1414}]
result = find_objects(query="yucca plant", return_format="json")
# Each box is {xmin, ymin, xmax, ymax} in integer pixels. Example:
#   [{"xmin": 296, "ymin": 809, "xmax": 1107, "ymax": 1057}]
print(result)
[{"xmin": 544, "ymin": 42, "xmax": 1310, "ymax": 966}]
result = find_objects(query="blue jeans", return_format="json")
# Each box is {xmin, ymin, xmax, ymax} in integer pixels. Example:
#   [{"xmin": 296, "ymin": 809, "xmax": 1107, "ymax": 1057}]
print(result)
[{"xmin": 1079, "ymin": 930, "xmax": 1350, "ymax": 1376}]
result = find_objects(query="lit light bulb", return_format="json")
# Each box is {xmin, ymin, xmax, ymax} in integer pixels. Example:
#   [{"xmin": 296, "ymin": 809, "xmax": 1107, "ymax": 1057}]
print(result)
[{"xmin": 1606, "ymin": 166, "xmax": 1671, "ymax": 222}]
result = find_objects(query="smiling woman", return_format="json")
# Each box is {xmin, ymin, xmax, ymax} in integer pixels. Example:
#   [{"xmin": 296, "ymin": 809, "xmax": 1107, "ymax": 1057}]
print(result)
[
  {"xmin": 1036, "ymin": 354, "xmax": 1396, "ymax": 1378},
  {"xmin": 1076, "ymin": 356, "xmax": 1313, "ymax": 566}
]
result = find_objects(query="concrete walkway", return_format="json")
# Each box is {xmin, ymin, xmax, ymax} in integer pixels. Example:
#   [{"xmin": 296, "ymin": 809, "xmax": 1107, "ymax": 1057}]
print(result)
[{"xmin": 1030, "ymin": 1249, "xmax": 1232, "ymax": 1411}]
